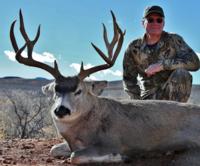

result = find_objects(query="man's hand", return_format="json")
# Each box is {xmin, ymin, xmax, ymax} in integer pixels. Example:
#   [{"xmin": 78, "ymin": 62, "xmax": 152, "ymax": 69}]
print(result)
[{"xmin": 145, "ymin": 63, "xmax": 163, "ymax": 77}]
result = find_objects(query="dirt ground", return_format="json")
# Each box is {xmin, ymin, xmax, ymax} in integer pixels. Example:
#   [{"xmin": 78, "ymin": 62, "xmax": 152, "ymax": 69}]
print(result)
[
  {"xmin": 0, "ymin": 138, "xmax": 180, "ymax": 166},
  {"xmin": 0, "ymin": 138, "xmax": 67, "ymax": 166}
]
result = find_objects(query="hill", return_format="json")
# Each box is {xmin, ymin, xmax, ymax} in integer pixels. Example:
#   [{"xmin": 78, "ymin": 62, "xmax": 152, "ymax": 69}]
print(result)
[{"xmin": 0, "ymin": 77, "xmax": 199, "ymax": 104}]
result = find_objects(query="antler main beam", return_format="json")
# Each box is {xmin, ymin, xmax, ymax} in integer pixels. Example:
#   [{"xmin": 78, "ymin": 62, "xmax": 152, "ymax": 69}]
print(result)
[
  {"xmin": 78, "ymin": 10, "xmax": 125, "ymax": 80},
  {"xmin": 10, "ymin": 9, "xmax": 64, "ymax": 80}
]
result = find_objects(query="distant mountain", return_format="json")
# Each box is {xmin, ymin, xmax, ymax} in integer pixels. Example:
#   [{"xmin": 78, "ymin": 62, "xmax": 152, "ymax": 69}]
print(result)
[
  {"xmin": 0, "ymin": 77, "xmax": 51, "ymax": 90},
  {"xmin": 35, "ymin": 77, "xmax": 50, "ymax": 81},
  {"xmin": 0, "ymin": 77, "xmax": 199, "ymax": 105},
  {"xmin": 3, "ymin": 76, "xmax": 49, "ymax": 80},
  {"xmin": 3, "ymin": 76, "xmax": 22, "ymax": 79}
]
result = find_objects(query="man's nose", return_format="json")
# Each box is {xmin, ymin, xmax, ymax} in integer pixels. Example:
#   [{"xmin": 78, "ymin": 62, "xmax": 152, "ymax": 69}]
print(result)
[{"xmin": 54, "ymin": 106, "xmax": 71, "ymax": 118}]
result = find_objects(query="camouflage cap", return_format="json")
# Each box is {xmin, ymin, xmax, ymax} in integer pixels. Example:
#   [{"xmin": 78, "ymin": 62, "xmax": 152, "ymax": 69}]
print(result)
[{"xmin": 143, "ymin": 5, "xmax": 165, "ymax": 18}]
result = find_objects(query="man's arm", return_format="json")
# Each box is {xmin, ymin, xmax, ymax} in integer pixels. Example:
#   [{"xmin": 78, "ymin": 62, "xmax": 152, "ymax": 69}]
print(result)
[
  {"xmin": 162, "ymin": 34, "xmax": 200, "ymax": 71},
  {"xmin": 123, "ymin": 48, "xmax": 141, "ymax": 99}
]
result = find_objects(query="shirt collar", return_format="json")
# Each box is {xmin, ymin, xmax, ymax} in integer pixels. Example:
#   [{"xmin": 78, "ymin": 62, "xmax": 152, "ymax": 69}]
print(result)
[{"xmin": 141, "ymin": 31, "xmax": 166, "ymax": 47}]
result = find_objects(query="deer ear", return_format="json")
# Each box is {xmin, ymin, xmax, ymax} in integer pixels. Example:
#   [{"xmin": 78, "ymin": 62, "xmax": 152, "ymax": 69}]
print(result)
[
  {"xmin": 89, "ymin": 80, "xmax": 108, "ymax": 96},
  {"xmin": 42, "ymin": 82, "xmax": 55, "ymax": 95}
]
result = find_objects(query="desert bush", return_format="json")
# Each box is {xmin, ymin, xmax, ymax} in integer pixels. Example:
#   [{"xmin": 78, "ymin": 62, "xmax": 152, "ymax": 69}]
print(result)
[{"xmin": 1, "ymin": 89, "xmax": 57, "ymax": 139}]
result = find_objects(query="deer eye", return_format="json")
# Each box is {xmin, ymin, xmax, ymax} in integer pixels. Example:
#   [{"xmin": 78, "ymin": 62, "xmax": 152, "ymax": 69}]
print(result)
[{"xmin": 74, "ymin": 89, "xmax": 82, "ymax": 96}]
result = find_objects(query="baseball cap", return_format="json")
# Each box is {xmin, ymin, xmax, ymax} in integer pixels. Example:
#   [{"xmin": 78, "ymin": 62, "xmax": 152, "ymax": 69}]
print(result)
[{"xmin": 143, "ymin": 5, "xmax": 165, "ymax": 18}]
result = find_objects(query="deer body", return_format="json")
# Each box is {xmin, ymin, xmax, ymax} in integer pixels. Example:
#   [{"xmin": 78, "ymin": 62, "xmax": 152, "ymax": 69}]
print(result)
[{"xmin": 51, "ymin": 89, "xmax": 200, "ymax": 162}]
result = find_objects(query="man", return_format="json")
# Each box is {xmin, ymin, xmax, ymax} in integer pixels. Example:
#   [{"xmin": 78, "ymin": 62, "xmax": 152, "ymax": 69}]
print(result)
[{"xmin": 123, "ymin": 5, "xmax": 200, "ymax": 102}]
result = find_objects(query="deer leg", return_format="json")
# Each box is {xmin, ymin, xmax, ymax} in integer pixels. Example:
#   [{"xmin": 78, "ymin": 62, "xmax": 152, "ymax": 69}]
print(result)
[
  {"xmin": 67, "ymin": 146, "xmax": 130, "ymax": 164},
  {"xmin": 50, "ymin": 142, "xmax": 71, "ymax": 158}
]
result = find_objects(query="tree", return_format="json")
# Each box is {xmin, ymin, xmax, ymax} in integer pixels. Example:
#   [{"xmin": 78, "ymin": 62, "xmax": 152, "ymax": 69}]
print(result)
[{"xmin": 2, "ymin": 89, "xmax": 56, "ymax": 139}]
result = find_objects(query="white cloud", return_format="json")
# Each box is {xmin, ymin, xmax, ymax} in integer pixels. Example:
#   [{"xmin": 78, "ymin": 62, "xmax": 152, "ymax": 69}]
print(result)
[
  {"xmin": 70, "ymin": 63, "xmax": 81, "ymax": 72},
  {"xmin": 4, "ymin": 50, "xmax": 16, "ymax": 61},
  {"xmin": 197, "ymin": 52, "xmax": 200, "ymax": 59},
  {"xmin": 70, "ymin": 63, "xmax": 99, "ymax": 80},
  {"xmin": 4, "ymin": 50, "xmax": 56, "ymax": 63},
  {"xmin": 102, "ymin": 69, "xmax": 122, "ymax": 77},
  {"xmin": 69, "ymin": 62, "xmax": 122, "ymax": 80},
  {"xmin": 69, "ymin": 63, "xmax": 94, "ymax": 72}
]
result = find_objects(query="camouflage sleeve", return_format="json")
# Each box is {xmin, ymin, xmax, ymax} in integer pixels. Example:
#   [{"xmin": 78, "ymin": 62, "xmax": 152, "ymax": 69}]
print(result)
[
  {"xmin": 123, "ymin": 47, "xmax": 141, "ymax": 99},
  {"xmin": 162, "ymin": 34, "xmax": 200, "ymax": 71}
]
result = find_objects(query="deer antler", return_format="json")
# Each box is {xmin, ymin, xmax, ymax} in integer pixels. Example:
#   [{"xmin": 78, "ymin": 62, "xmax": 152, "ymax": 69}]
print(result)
[
  {"xmin": 78, "ymin": 11, "xmax": 125, "ymax": 80},
  {"xmin": 10, "ymin": 9, "xmax": 64, "ymax": 80}
]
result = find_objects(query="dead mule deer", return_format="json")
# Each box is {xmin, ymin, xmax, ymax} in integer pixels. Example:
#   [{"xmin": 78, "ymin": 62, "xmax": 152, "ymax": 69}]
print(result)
[{"xmin": 10, "ymin": 10, "xmax": 200, "ymax": 165}]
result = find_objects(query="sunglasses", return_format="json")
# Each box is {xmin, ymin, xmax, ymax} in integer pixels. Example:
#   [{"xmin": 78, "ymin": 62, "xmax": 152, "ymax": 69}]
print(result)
[{"xmin": 146, "ymin": 18, "xmax": 163, "ymax": 24}]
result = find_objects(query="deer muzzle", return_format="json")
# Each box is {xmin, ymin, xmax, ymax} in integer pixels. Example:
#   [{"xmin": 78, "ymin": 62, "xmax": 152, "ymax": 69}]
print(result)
[{"xmin": 54, "ymin": 106, "xmax": 71, "ymax": 118}]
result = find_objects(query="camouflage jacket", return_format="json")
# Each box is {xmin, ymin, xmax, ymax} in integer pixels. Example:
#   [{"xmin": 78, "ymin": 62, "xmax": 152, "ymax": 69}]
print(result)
[{"xmin": 123, "ymin": 31, "xmax": 200, "ymax": 99}]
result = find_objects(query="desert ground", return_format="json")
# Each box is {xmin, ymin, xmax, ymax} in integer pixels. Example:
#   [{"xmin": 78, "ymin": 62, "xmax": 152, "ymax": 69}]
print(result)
[{"xmin": 0, "ymin": 138, "xmax": 65, "ymax": 166}]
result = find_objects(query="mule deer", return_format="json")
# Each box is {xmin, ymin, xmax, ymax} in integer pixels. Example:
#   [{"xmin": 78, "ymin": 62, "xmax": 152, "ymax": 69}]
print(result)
[{"xmin": 10, "ymin": 10, "xmax": 200, "ymax": 165}]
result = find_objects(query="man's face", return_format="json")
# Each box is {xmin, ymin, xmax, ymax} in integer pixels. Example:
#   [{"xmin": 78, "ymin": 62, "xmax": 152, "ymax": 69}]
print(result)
[{"xmin": 143, "ymin": 13, "xmax": 164, "ymax": 36}]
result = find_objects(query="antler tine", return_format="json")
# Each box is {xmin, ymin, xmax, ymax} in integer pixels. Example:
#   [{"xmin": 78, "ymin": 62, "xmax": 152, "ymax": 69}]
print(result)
[
  {"xmin": 78, "ymin": 11, "xmax": 125, "ymax": 80},
  {"xmin": 10, "ymin": 20, "xmax": 19, "ymax": 52},
  {"xmin": 102, "ymin": 23, "xmax": 109, "ymax": 54},
  {"xmin": 109, "ymin": 10, "xmax": 119, "ymax": 58},
  {"xmin": 19, "ymin": 10, "xmax": 30, "ymax": 44},
  {"xmin": 102, "ymin": 10, "xmax": 119, "ymax": 60},
  {"xmin": 10, "ymin": 10, "xmax": 64, "ymax": 80},
  {"xmin": 19, "ymin": 9, "xmax": 41, "ymax": 59},
  {"xmin": 79, "ymin": 62, "xmax": 111, "ymax": 80},
  {"xmin": 110, "ymin": 21, "xmax": 126, "ymax": 65},
  {"xmin": 90, "ymin": 42, "xmax": 112, "ymax": 65}
]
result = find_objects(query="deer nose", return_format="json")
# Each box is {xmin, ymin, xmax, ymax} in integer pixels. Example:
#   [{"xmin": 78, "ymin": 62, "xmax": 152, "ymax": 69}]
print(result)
[{"xmin": 54, "ymin": 106, "xmax": 71, "ymax": 118}]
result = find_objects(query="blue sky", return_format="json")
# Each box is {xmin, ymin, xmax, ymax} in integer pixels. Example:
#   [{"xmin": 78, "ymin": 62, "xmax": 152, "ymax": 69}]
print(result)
[{"xmin": 0, "ymin": 0, "xmax": 200, "ymax": 84}]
